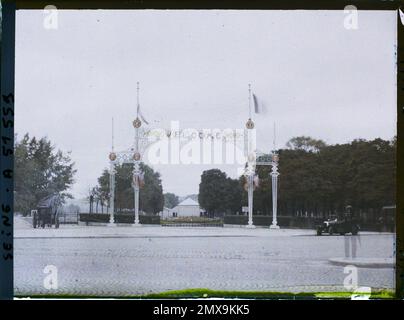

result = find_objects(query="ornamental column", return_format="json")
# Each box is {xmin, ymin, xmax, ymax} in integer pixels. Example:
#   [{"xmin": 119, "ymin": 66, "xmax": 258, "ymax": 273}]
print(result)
[
  {"xmin": 270, "ymin": 152, "xmax": 280, "ymax": 229},
  {"xmin": 108, "ymin": 153, "xmax": 116, "ymax": 227},
  {"xmin": 132, "ymin": 160, "xmax": 141, "ymax": 226}
]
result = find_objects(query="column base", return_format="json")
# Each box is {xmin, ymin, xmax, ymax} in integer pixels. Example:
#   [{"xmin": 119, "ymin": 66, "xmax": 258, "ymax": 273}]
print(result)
[
  {"xmin": 269, "ymin": 224, "xmax": 280, "ymax": 229},
  {"xmin": 246, "ymin": 224, "xmax": 256, "ymax": 229}
]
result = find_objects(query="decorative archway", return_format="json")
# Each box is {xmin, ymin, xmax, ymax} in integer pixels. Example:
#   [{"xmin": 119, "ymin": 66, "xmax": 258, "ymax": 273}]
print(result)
[{"xmin": 106, "ymin": 83, "xmax": 280, "ymax": 229}]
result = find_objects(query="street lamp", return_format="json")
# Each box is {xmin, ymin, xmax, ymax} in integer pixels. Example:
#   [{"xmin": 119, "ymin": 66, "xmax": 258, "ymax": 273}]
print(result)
[
  {"xmin": 270, "ymin": 152, "xmax": 280, "ymax": 229},
  {"xmin": 131, "ymin": 146, "xmax": 143, "ymax": 226},
  {"xmin": 108, "ymin": 151, "xmax": 116, "ymax": 227},
  {"xmin": 107, "ymin": 82, "xmax": 151, "ymax": 227}
]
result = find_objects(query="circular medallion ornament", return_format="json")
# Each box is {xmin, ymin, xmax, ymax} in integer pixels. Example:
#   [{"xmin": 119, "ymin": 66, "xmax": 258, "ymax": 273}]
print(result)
[
  {"xmin": 133, "ymin": 118, "xmax": 142, "ymax": 128},
  {"xmin": 246, "ymin": 118, "xmax": 254, "ymax": 129},
  {"xmin": 133, "ymin": 152, "xmax": 141, "ymax": 161},
  {"xmin": 248, "ymin": 153, "xmax": 255, "ymax": 162},
  {"xmin": 272, "ymin": 154, "xmax": 279, "ymax": 163},
  {"xmin": 109, "ymin": 152, "xmax": 117, "ymax": 161}
]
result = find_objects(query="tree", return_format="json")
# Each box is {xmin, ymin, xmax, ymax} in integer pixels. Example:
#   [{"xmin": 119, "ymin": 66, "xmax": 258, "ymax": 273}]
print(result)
[
  {"xmin": 97, "ymin": 163, "xmax": 164, "ymax": 214},
  {"xmin": 198, "ymin": 169, "xmax": 242, "ymax": 217},
  {"xmin": 251, "ymin": 136, "xmax": 396, "ymax": 218},
  {"xmin": 14, "ymin": 133, "xmax": 76, "ymax": 215},
  {"xmin": 286, "ymin": 136, "xmax": 327, "ymax": 153},
  {"xmin": 164, "ymin": 193, "xmax": 179, "ymax": 209},
  {"xmin": 252, "ymin": 164, "xmax": 272, "ymax": 215},
  {"xmin": 224, "ymin": 177, "xmax": 243, "ymax": 214}
]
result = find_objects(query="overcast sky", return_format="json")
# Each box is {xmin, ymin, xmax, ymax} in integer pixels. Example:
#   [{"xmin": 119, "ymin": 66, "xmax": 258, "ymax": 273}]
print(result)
[{"xmin": 15, "ymin": 10, "xmax": 396, "ymax": 198}]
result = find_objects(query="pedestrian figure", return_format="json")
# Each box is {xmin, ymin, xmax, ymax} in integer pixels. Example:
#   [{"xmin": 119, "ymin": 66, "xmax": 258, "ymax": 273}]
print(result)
[
  {"xmin": 345, "ymin": 234, "xmax": 361, "ymax": 258},
  {"xmin": 343, "ymin": 205, "xmax": 361, "ymax": 258},
  {"xmin": 89, "ymin": 195, "xmax": 94, "ymax": 214}
]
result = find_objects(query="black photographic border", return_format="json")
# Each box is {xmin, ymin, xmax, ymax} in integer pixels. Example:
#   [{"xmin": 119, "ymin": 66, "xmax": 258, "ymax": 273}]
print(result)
[{"xmin": 1, "ymin": 0, "xmax": 402, "ymax": 300}]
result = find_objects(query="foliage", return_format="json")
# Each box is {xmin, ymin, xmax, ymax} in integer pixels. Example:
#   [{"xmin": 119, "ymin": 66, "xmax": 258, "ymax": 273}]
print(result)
[
  {"xmin": 14, "ymin": 133, "xmax": 76, "ymax": 215},
  {"xmin": 163, "ymin": 192, "xmax": 179, "ymax": 209},
  {"xmin": 142, "ymin": 288, "xmax": 395, "ymax": 299},
  {"xmin": 97, "ymin": 163, "xmax": 164, "ymax": 214},
  {"xmin": 274, "ymin": 136, "xmax": 395, "ymax": 216},
  {"xmin": 198, "ymin": 136, "xmax": 396, "ymax": 218},
  {"xmin": 15, "ymin": 288, "xmax": 395, "ymax": 299},
  {"xmin": 198, "ymin": 169, "xmax": 242, "ymax": 216},
  {"xmin": 286, "ymin": 136, "xmax": 326, "ymax": 153}
]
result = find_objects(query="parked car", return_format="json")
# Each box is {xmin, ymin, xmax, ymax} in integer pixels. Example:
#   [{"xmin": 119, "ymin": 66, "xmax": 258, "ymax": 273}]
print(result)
[{"xmin": 316, "ymin": 212, "xmax": 359, "ymax": 236}]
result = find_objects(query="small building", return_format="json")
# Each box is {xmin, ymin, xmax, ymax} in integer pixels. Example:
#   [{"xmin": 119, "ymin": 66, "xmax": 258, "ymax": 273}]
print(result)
[
  {"xmin": 159, "ymin": 207, "xmax": 172, "ymax": 219},
  {"xmin": 171, "ymin": 198, "xmax": 202, "ymax": 217}
]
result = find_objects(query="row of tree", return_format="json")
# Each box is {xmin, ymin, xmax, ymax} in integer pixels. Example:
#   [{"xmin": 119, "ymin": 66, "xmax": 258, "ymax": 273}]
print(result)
[
  {"xmin": 15, "ymin": 133, "xmax": 395, "ymax": 219},
  {"xmin": 15, "ymin": 133, "xmax": 166, "ymax": 215},
  {"xmin": 198, "ymin": 169, "xmax": 243, "ymax": 217},
  {"xmin": 199, "ymin": 136, "xmax": 396, "ymax": 217},
  {"xmin": 96, "ymin": 163, "xmax": 164, "ymax": 214}
]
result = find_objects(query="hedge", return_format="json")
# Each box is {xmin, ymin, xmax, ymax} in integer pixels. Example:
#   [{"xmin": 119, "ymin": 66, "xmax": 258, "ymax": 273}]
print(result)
[
  {"xmin": 223, "ymin": 215, "xmax": 248, "ymax": 225},
  {"xmin": 79, "ymin": 213, "xmax": 160, "ymax": 224},
  {"xmin": 224, "ymin": 215, "xmax": 322, "ymax": 228},
  {"xmin": 223, "ymin": 215, "xmax": 274, "ymax": 226}
]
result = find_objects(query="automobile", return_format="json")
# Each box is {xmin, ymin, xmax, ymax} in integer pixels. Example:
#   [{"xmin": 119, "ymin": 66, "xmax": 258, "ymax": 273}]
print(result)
[
  {"xmin": 316, "ymin": 214, "xmax": 359, "ymax": 236},
  {"xmin": 33, "ymin": 194, "xmax": 61, "ymax": 229}
]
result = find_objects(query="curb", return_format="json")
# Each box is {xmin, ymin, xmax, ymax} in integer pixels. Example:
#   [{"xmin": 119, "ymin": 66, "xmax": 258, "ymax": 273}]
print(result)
[{"xmin": 328, "ymin": 257, "xmax": 394, "ymax": 268}]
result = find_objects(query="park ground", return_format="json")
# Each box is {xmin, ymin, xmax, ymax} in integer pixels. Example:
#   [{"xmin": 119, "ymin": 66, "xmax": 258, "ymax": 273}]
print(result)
[{"xmin": 14, "ymin": 216, "xmax": 395, "ymax": 298}]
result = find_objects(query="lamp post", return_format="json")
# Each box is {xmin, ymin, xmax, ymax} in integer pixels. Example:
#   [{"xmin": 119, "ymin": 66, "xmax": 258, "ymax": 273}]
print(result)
[
  {"xmin": 132, "ymin": 156, "xmax": 142, "ymax": 227},
  {"xmin": 244, "ymin": 84, "xmax": 257, "ymax": 228},
  {"xmin": 245, "ymin": 110, "xmax": 256, "ymax": 227},
  {"xmin": 108, "ymin": 158, "xmax": 116, "ymax": 226},
  {"xmin": 246, "ymin": 169, "xmax": 255, "ymax": 228},
  {"xmin": 107, "ymin": 82, "xmax": 150, "ymax": 227},
  {"xmin": 132, "ymin": 82, "xmax": 144, "ymax": 227},
  {"xmin": 107, "ymin": 119, "xmax": 146, "ymax": 228},
  {"xmin": 270, "ymin": 152, "xmax": 280, "ymax": 229}
]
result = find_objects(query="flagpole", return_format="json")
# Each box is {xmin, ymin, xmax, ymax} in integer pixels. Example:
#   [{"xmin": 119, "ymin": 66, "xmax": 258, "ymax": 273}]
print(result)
[
  {"xmin": 112, "ymin": 117, "xmax": 114, "ymax": 152},
  {"xmin": 108, "ymin": 117, "xmax": 116, "ymax": 227},
  {"xmin": 246, "ymin": 83, "xmax": 255, "ymax": 228},
  {"xmin": 270, "ymin": 122, "xmax": 280, "ymax": 229},
  {"xmin": 248, "ymin": 83, "xmax": 252, "ymax": 119},
  {"xmin": 136, "ymin": 81, "xmax": 140, "ymax": 118},
  {"xmin": 132, "ymin": 81, "xmax": 142, "ymax": 227}
]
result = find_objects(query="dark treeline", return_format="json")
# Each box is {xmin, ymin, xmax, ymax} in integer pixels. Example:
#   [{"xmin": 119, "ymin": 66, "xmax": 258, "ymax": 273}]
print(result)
[
  {"xmin": 199, "ymin": 136, "xmax": 396, "ymax": 218},
  {"xmin": 97, "ymin": 163, "xmax": 164, "ymax": 214}
]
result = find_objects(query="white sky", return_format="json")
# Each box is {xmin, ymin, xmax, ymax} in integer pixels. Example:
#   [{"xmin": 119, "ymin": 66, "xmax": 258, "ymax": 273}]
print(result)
[{"xmin": 15, "ymin": 10, "xmax": 397, "ymax": 198}]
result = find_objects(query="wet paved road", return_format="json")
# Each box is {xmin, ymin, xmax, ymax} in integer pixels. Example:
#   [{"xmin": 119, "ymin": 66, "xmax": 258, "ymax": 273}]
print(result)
[{"xmin": 14, "ymin": 218, "xmax": 395, "ymax": 296}]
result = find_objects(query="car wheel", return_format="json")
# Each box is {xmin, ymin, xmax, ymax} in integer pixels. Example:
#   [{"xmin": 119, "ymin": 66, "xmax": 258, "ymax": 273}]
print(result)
[
  {"xmin": 328, "ymin": 227, "xmax": 334, "ymax": 235},
  {"xmin": 317, "ymin": 229, "xmax": 322, "ymax": 236}
]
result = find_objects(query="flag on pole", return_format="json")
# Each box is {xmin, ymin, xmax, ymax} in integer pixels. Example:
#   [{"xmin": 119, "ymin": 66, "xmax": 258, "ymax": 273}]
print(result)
[{"xmin": 253, "ymin": 93, "xmax": 267, "ymax": 115}]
